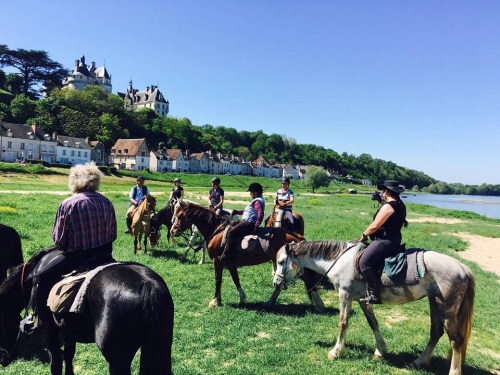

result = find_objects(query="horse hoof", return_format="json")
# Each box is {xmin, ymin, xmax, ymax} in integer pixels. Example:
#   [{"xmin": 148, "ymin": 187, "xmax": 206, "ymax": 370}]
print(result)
[
  {"xmin": 209, "ymin": 299, "xmax": 220, "ymax": 308},
  {"xmin": 198, "ymin": 260, "xmax": 205, "ymax": 265}
]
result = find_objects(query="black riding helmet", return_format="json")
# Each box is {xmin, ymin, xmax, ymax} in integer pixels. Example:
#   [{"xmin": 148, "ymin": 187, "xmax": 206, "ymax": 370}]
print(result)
[
  {"xmin": 281, "ymin": 177, "xmax": 290, "ymax": 184},
  {"xmin": 212, "ymin": 177, "xmax": 221, "ymax": 185},
  {"xmin": 247, "ymin": 182, "xmax": 264, "ymax": 194},
  {"xmin": 174, "ymin": 178, "xmax": 181, "ymax": 183}
]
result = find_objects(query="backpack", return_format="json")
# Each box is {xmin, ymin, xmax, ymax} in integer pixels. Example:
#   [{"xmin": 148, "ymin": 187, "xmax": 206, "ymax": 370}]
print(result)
[{"xmin": 132, "ymin": 186, "xmax": 148, "ymax": 200}]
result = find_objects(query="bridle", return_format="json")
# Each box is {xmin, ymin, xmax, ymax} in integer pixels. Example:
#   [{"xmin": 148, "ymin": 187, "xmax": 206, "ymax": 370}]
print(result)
[{"xmin": 274, "ymin": 249, "xmax": 304, "ymax": 289}]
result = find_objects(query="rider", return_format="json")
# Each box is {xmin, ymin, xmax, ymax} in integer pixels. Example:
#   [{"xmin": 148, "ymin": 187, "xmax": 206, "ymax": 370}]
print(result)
[
  {"xmin": 24, "ymin": 162, "xmax": 117, "ymax": 332},
  {"xmin": 221, "ymin": 182, "xmax": 265, "ymax": 261},
  {"xmin": 125, "ymin": 176, "xmax": 150, "ymax": 234},
  {"xmin": 358, "ymin": 180, "xmax": 407, "ymax": 305},
  {"xmin": 169, "ymin": 177, "xmax": 184, "ymax": 202},
  {"xmin": 275, "ymin": 177, "xmax": 295, "ymax": 228},
  {"xmin": 208, "ymin": 176, "xmax": 224, "ymax": 216}
]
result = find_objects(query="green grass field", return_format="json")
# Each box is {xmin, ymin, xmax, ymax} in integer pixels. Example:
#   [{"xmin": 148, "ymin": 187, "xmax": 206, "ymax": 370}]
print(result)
[{"xmin": 0, "ymin": 169, "xmax": 499, "ymax": 375}]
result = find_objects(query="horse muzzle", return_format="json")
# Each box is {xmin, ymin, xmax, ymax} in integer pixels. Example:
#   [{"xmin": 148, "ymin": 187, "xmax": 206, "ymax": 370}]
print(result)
[{"xmin": 273, "ymin": 273, "xmax": 288, "ymax": 290}]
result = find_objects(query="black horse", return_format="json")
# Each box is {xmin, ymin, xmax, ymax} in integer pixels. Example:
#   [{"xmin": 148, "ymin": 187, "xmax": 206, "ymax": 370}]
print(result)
[
  {"xmin": 0, "ymin": 247, "xmax": 174, "ymax": 375},
  {"xmin": 0, "ymin": 223, "xmax": 24, "ymax": 284}
]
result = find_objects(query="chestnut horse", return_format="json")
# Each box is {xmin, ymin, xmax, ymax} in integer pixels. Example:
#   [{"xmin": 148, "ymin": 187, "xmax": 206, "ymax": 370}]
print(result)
[
  {"xmin": 0, "ymin": 224, "xmax": 23, "ymax": 284},
  {"xmin": 265, "ymin": 204, "xmax": 305, "ymax": 235},
  {"xmin": 170, "ymin": 200, "xmax": 324, "ymax": 310},
  {"xmin": 131, "ymin": 195, "xmax": 156, "ymax": 254},
  {"xmin": 0, "ymin": 246, "xmax": 174, "ymax": 374}
]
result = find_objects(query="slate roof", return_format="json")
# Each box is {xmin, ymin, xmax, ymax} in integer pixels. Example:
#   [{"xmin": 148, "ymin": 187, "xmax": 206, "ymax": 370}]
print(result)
[{"xmin": 57, "ymin": 135, "xmax": 91, "ymax": 149}]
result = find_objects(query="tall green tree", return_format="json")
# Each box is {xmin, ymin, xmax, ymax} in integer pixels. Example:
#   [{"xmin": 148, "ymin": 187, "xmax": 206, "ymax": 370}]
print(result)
[
  {"xmin": 0, "ymin": 45, "xmax": 67, "ymax": 99},
  {"xmin": 304, "ymin": 165, "xmax": 330, "ymax": 193}
]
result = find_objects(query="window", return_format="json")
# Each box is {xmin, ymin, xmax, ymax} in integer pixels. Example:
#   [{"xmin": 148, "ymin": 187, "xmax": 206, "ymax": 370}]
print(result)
[
  {"xmin": 84, "ymin": 152, "xmax": 88, "ymax": 157},
  {"xmin": 20, "ymin": 143, "xmax": 25, "ymax": 150},
  {"xmin": 78, "ymin": 151, "xmax": 81, "ymax": 157},
  {"xmin": 141, "ymin": 157, "xmax": 144, "ymax": 163},
  {"xmin": 29, "ymin": 143, "xmax": 34, "ymax": 151},
  {"xmin": 62, "ymin": 150, "xmax": 66, "ymax": 155},
  {"xmin": 71, "ymin": 150, "xmax": 75, "ymax": 156},
  {"xmin": 50, "ymin": 146, "xmax": 55, "ymax": 153},
  {"xmin": 42, "ymin": 145, "xmax": 46, "ymax": 152},
  {"xmin": 7, "ymin": 141, "xmax": 12, "ymax": 148}
]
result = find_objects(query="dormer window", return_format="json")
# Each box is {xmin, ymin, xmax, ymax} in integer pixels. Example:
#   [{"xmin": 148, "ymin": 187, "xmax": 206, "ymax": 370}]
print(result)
[
  {"xmin": 124, "ymin": 149, "xmax": 128, "ymax": 154},
  {"xmin": 64, "ymin": 141, "xmax": 70, "ymax": 147},
  {"xmin": 44, "ymin": 134, "xmax": 51, "ymax": 141},
  {"xmin": 76, "ymin": 142, "xmax": 81, "ymax": 148},
  {"xmin": 7, "ymin": 130, "xmax": 12, "ymax": 137}
]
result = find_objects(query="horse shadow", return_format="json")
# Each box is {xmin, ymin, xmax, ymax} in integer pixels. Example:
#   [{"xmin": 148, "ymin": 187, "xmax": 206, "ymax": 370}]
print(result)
[
  {"xmin": 314, "ymin": 341, "xmax": 491, "ymax": 374},
  {"xmin": 148, "ymin": 247, "xmax": 184, "ymax": 261},
  {"xmin": 234, "ymin": 301, "xmax": 340, "ymax": 317}
]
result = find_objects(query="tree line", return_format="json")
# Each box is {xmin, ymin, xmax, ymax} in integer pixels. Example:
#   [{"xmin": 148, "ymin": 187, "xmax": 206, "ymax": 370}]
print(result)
[{"xmin": 1, "ymin": 45, "xmax": 498, "ymax": 196}]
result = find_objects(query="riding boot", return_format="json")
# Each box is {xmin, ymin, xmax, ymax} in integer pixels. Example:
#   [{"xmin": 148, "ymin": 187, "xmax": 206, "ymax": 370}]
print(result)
[
  {"xmin": 125, "ymin": 217, "xmax": 132, "ymax": 234},
  {"xmin": 359, "ymin": 268, "xmax": 382, "ymax": 305}
]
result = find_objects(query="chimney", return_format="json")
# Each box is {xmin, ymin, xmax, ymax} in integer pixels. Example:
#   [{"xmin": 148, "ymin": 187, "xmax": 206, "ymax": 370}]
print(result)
[
  {"xmin": 31, "ymin": 123, "xmax": 38, "ymax": 134},
  {"xmin": 53, "ymin": 132, "xmax": 57, "ymax": 140}
]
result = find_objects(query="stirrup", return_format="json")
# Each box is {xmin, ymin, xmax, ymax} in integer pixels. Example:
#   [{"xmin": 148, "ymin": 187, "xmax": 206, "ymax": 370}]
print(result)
[
  {"xmin": 359, "ymin": 293, "xmax": 382, "ymax": 305},
  {"xmin": 20, "ymin": 315, "xmax": 36, "ymax": 335}
]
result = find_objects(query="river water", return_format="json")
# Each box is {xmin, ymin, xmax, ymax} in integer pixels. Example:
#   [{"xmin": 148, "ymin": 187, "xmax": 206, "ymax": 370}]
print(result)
[{"xmin": 401, "ymin": 194, "xmax": 500, "ymax": 219}]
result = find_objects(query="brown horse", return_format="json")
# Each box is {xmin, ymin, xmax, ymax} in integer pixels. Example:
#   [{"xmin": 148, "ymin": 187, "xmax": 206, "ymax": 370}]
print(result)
[
  {"xmin": 0, "ymin": 224, "xmax": 24, "ymax": 284},
  {"xmin": 265, "ymin": 204, "xmax": 305, "ymax": 235},
  {"xmin": 170, "ymin": 200, "xmax": 324, "ymax": 310},
  {"xmin": 149, "ymin": 201, "xmax": 193, "ymax": 247},
  {"xmin": 131, "ymin": 195, "xmax": 156, "ymax": 254}
]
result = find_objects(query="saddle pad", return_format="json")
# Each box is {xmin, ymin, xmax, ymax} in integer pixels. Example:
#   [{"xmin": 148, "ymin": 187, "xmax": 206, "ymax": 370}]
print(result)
[
  {"xmin": 69, "ymin": 262, "xmax": 127, "ymax": 313},
  {"xmin": 239, "ymin": 227, "xmax": 272, "ymax": 254},
  {"xmin": 352, "ymin": 248, "xmax": 426, "ymax": 286}
]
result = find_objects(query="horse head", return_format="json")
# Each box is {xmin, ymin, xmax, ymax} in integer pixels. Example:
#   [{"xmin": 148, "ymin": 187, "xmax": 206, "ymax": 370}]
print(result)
[{"xmin": 273, "ymin": 242, "xmax": 303, "ymax": 290}]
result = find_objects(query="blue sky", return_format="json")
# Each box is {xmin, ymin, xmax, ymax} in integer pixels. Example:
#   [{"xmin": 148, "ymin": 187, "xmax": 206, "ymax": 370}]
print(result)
[{"xmin": 2, "ymin": 1, "xmax": 498, "ymax": 185}]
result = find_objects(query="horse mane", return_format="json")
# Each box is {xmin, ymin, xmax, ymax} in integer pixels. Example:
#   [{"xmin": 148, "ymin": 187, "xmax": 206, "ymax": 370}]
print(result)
[
  {"xmin": 291, "ymin": 240, "xmax": 360, "ymax": 261},
  {"xmin": 0, "ymin": 245, "xmax": 57, "ymax": 294},
  {"xmin": 182, "ymin": 200, "xmax": 221, "ymax": 227}
]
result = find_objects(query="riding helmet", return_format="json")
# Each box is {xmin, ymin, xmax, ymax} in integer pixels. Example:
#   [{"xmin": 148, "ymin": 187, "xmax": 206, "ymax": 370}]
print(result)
[
  {"xmin": 212, "ymin": 177, "xmax": 221, "ymax": 185},
  {"xmin": 281, "ymin": 177, "xmax": 290, "ymax": 184},
  {"xmin": 247, "ymin": 182, "xmax": 264, "ymax": 194},
  {"xmin": 174, "ymin": 178, "xmax": 181, "ymax": 183}
]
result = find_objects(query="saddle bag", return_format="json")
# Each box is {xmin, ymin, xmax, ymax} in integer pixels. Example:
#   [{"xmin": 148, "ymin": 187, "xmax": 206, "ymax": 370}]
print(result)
[{"xmin": 47, "ymin": 274, "xmax": 86, "ymax": 314}]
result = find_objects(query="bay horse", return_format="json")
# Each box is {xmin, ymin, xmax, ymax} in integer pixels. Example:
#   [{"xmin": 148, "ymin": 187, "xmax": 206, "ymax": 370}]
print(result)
[
  {"xmin": 0, "ymin": 246, "xmax": 174, "ymax": 375},
  {"xmin": 0, "ymin": 224, "xmax": 23, "ymax": 284},
  {"xmin": 265, "ymin": 204, "xmax": 305, "ymax": 235},
  {"xmin": 170, "ymin": 200, "xmax": 324, "ymax": 310},
  {"xmin": 273, "ymin": 241, "xmax": 475, "ymax": 375},
  {"xmin": 131, "ymin": 195, "xmax": 156, "ymax": 254}
]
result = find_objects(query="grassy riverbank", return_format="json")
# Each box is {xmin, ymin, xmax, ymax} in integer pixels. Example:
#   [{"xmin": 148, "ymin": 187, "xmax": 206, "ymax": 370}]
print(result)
[{"xmin": 0, "ymin": 171, "xmax": 499, "ymax": 374}]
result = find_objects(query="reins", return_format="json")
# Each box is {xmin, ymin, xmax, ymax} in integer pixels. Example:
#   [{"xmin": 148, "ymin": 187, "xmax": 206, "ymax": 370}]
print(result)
[{"xmin": 305, "ymin": 243, "xmax": 358, "ymax": 293}]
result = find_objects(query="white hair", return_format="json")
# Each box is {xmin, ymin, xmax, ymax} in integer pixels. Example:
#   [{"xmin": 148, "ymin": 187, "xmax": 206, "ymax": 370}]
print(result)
[{"xmin": 68, "ymin": 162, "xmax": 102, "ymax": 193}]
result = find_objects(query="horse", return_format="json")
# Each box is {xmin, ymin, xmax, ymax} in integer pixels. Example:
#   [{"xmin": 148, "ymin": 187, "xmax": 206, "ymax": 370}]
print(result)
[
  {"xmin": 0, "ymin": 246, "xmax": 174, "ymax": 375},
  {"xmin": 149, "ymin": 200, "xmax": 194, "ymax": 248},
  {"xmin": 265, "ymin": 204, "xmax": 305, "ymax": 235},
  {"xmin": 0, "ymin": 224, "xmax": 24, "ymax": 284},
  {"xmin": 131, "ymin": 195, "xmax": 156, "ymax": 254},
  {"xmin": 273, "ymin": 241, "xmax": 475, "ymax": 375},
  {"xmin": 170, "ymin": 200, "xmax": 324, "ymax": 310}
]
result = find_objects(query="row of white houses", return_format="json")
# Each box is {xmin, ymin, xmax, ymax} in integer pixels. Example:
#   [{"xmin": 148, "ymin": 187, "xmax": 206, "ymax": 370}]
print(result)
[
  {"xmin": 109, "ymin": 138, "xmax": 307, "ymax": 179},
  {"xmin": 0, "ymin": 122, "xmax": 308, "ymax": 179}
]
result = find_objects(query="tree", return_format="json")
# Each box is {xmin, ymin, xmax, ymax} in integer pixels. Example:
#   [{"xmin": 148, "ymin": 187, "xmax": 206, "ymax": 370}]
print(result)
[
  {"xmin": 10, "ymin": 94, "xmax": 37, "ymax": 124},
  {"xmin": 304, "ymin": 166, "xmax": 330, "ymax": 193},
  {"xmin": 0, "ymin": 45, "xmax": 67, "ymax": 99}
]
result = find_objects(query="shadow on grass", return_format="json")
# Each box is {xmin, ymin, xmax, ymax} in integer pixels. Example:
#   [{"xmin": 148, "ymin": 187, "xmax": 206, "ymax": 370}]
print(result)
[
  {"xmin": 233, "ymin": 301, "xmax": 340, "ymax": 317},
  {"xmin": 312, "ymin": 342, "xmax": 492, "ymax": 375}
]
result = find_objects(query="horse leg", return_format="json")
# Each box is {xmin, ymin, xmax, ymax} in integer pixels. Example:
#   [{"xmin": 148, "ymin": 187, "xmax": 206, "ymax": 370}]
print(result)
[
  {"xmin": 412, "ymin": 297, "xmax": 444, "ymax": 370},
  {"xmin": 143, "ymin": 232, "xmax": 148, "ymax": 254},
  {"xmin": 47, "ymin": 324, "xmax": 63, "ymax": 375},
  {"xmin": 227, "ymin": 264, "xmax": 246, "ymax": 306},
  {"xmin": 358, "ymin": 301, "xmax": 387, "ymax": 358},
  {"xmin": 209, "ymin": 260, "xmax": 224, "ymax": 307},
  {"xmin": 328, "ymin": 291, "xmax": 356, "ymax": 359},
  {"xmin": 301, "ymin": 270, "xmax": 325, "ymax": 313},
  {"xmin": 63, "ymin": 338, "xmax": 76, "ymax": 375},
  {"xmin": 199, "ymin": 242, "xmax": 207, "ymax": 265},
  {"xmin": 133, "ymin": 235, "xmax": 138, "ymax": 255}
]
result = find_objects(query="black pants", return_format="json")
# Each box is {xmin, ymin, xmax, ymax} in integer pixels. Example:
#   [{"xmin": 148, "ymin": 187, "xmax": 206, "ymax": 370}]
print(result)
[
  {"xmin": 33, "ymin": 243, "xmax": 112, "ymax": 317},
  {"xmin": 225, "ymin": 221, "xmax": 254, "ymax": 255},
  {"xmin": 359, "ymin": 238, "xmax": 400, "ymax": 274}
]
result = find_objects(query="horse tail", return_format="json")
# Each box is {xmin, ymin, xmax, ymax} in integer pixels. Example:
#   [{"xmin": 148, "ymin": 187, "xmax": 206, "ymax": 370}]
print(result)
[
  {"xmin": 457, "ymin": 264, "xmax": 475, "ymax": 361},
  {"xmin": 139, "ymin": 280, "xmax": 174, "ymax": 375}
]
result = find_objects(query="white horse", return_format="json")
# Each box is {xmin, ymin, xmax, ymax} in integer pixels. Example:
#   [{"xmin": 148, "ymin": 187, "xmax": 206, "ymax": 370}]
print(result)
[{"xmin": 273, "ymin": 241, "xmax": 475, "ymax": 375}]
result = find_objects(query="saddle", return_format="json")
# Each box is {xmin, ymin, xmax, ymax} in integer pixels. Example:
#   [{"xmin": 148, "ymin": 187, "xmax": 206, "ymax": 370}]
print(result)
[
  {"xmin": 354, "ymin": 246, "xmax": 426, "ymax": 286},
  {"xmin": 220, "ymin": 226, "xmax": 273, "ymax": 255}
]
